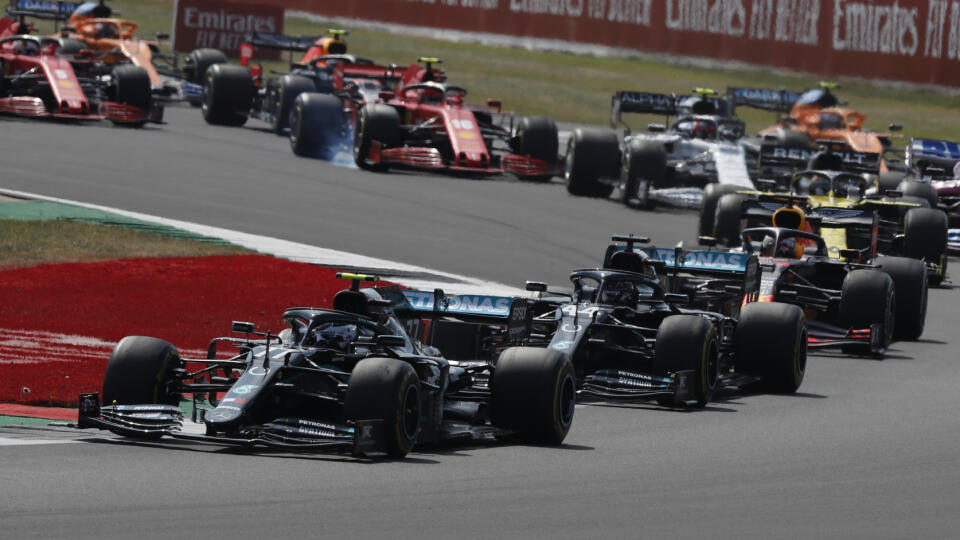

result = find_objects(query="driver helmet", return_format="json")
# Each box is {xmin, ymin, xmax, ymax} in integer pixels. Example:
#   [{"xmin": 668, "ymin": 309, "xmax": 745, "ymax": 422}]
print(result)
[
  {"xmin": 678, "ymin": 119, "xmax": 716, "ymax": 140},
  {"xmin": 310, "ymin": 322, "xmax": 358, "ymax": 351},
  {"xmin": 600, "ymin": 281, "xmax": 639, "ymax": 306},
  {"xmin": 95, "ymin": 23, "xmax": 118, "ymax": 39},
  {"xmin": 421, "ymin": 86, "xmax": 443, "ymax": 105},
  {"xmin": 776, "ymin": 237, "xmax": 804, "ymax": 259},
  {"xmin": 15, "ymin": 40, "xmax": 39, "ymax": 56},
  {"xmin": 761, "ymin": 236, "xmax": 776, "ymax": 257}
]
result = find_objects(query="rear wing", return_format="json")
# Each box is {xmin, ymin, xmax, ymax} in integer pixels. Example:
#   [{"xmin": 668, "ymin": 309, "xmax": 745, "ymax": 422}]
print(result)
[
  {"xmin": 243, "ymin": 32, "xmax": 318, "ymax": 52},
  {"xmin": 758, "ymin": 142, "xmax": 880, "ymax": 179},
  {"xmin": 907, "ymin": 137, "xmax": 960, "ymax": 179},
  {"xmin": 6, "ymin": 0, "xmax": 80, "ymax": 20},
  {"xmin": 610, "ymin": 91, "xmax": 677, "ymax": 127},
  {"xmin": 726, "ymin": 87, "xmax": 803, "ymax": 112},
  {"xmin": 602, "ymin": 243, "xmax": 755, "ymax": 275}
]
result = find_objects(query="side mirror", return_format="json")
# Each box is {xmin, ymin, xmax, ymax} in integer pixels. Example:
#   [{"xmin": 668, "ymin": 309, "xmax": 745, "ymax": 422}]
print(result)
[
  {"xmin": 378, "ymin": 90, "xmax": 395, "ymax": 101},
  {"xmin": 155, "ymin": 32, "xmax": 170, "ymax": 41},
  {"xmin": 698, "ymin": 236, "xmax": 717, "ymax": 247},
  {"xmin": 647, "ymin": 123, "xmax": 666, "ymax": 133},
  {"xmin": 232, "ymin": 321, "xmax": 255, "ymax": 333},
  {"xmin": 884, "ymin": 189, "xmax": 902, "ymax": 198},
  {"xmin": 888, "ymin": 123, "xmax": 902, "ymax": 132},
  {"xmin": 664, "ymin": 293, "xmax": 689, "ymax": 305},
  {"xmin": 376, "ymin": 335, "xmax": 407, "ymax": 348},
  {"xmin": 525, "ymin": 281, "xmax": 548, "ymax": 292},
  {"xmin": 486, "ymin": 98, "xmax": 502, "ymax": 112}
]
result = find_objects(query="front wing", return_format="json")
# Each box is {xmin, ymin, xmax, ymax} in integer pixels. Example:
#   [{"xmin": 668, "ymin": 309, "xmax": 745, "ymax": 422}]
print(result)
[
  {"xmin": 366, "ymin": 142, "xmax": 557, "ymax": 177},
  {"xmin": 75, "ymin": 392, "xmax": 384, "ymax": 455}
]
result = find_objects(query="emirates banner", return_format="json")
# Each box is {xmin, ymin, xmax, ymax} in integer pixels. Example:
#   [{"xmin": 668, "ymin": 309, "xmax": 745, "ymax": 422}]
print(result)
[
  {"xmin": 264, "ymin": 0, "xmax": 960, "ymax": 87},
  {"xmin": 172, "ymin": 0, "xmax": 284, "ymax": 58}
]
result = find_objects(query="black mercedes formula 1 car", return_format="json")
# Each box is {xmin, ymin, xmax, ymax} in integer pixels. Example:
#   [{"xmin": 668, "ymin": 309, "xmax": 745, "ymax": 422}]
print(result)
[
  {"xmin": 488, "ymin": 236, "xmax": 809, "ymax": 407},
  {"xmin": 77, "ymin": 274, "xmax": 575, "ymax": 458}
]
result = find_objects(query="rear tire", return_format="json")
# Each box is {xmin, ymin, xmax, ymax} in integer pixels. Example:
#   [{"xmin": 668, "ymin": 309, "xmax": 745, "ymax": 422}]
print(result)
[
  {"xmin": 735, "ymin": 303, "xmax": 807, "ymax": 393},
  {"xmin": 621, "ymin": 139, "xmax": 666, "ymax": 208},
  {"xmin": 652, "ymin": 315, "xmax": 719, "ymax": 407},
  {"xmin": 290, "ymin": 92, "xmax": 347, "ymax": 158},
  {"xmin": 563, "ymin": 128, "xmax": 618, "ymax": 198},
  {"xmin": 839, "ymin": 270, "xmax": 895, "ymax": 354},
  {"xmin": 271, "ymin": 74, "xmax": 316, "ymax": 133},
  {"xmin": 187, "ymin": 48, "xmax": 227, "ymax": 84},
  {"xmin": 202, "ymin": 64, "xmax": 254, "ymax": 127},
  {"xmin": 903, "ymin": 207, "xmax": 948, "ymax": 286},
  {"xmin": 102, "ymin": 336, "xmax": 182, "ymax": 407},
  {"xmin": 898, "ymin": 180, "xmax": 938, "ymax": 208},
  {"xmin": 714, "ymin": 193, "xmax": 746, "ymax": 247},
  {"xmin": 353, "ymin": 104, "xmax": 401, "ymax": 171},
  {"xmin": 874, "ymin": 256, "xmax": 928, "ymax": 340},
  {"xmin": 491, "ymin": 347, "xmax": 576, "ymax": 445},
  {"xmin": 776, "ymin": 128, "xmax": 810, "ymax": 148},
  {"xmin": 58, "ymin": 38, "xmax": 85, "ymax": 55},
  {"xmin": 699, "ymin": 184, "xmax": 741, "ymax": 238},
  {"xmin": 344, "ymin": 357, "xmax": 421, "ymax": 458},
  {"xmin": 514, "ymin": 116, "xmax": 558, "ymax": 180}
]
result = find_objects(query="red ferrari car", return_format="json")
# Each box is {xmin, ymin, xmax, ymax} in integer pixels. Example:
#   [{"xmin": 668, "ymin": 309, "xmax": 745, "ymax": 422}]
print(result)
[
  {"xmin": 291, "ymin": 57, "xmax": 560, "ymax": 179},
  {"xmin": 0, "ymin": 16, "xmax": 159, "ymax": 125}
]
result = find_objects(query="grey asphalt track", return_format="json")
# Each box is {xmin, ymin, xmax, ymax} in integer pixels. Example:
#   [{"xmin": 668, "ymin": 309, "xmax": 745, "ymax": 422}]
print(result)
[{"xmin": 2, "ymin": 108, "xmax": 959, "ymax": 539}]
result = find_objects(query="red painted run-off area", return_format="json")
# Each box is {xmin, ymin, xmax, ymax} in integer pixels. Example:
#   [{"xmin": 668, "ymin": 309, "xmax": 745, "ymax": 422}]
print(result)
[{"xmin": 0, "ymin": 255, "xmax": 362, "ymax": 408}]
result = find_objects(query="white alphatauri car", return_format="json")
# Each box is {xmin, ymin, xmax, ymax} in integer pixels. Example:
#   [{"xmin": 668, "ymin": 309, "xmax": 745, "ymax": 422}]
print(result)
[{"xmin": 562, "ymin": 89, "xmax": 755, "ymax": 211}]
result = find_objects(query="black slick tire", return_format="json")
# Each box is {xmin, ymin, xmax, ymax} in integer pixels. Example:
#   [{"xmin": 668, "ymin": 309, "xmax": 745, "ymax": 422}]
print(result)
[
  {"xmin": 491, "ymin": 347, "xmax": 576, "ymax": 445},
  {"xmin": 353, "ymin": 104, "xmax": 401, "ymax": 171},
  {"xmin": 514, "ymin": 116, "xmax": 558, "ymax": 180},
  {"xmin": 903, "ymin": 207, "xmax": 948, "ymax": 285},
  {"xmin": 874, "ymin": 256, "xmax": 928, "ymax": 340},
  {"xmin": 714, "ymin": 193, "xmax": 746, "ymax": 247},
  {"xmin": 58, "ymin": 38, "xmax": 85, "ymax": 55},
  {"xmin": 202, "ymin": 64, "xmax": 253, "ymax": 127},
  {"xmin": 734, "ymin": 303, "xmax": 807, "ymax": 393},
  {"xmin": 776, "ymin": 128, "xmax": 810, "ymax": 148},
  {"xmin": 289, "ymin": 92, "xmax": 346, "ymax": 158},
  {"xmin": 898, "ymin": 180, "xmax": 938, "ymax": 208},
  {"xmin": 563, "ymin": 128, "xmax": 618, "ymax": 198},
  {"xmin": 102, "ymin": 336, "xmax": 182, "ymax": 407},
  {"xmin": 187, "ymin": 48, "xmax": 227, "ymax": 84},
  {"xmin": 878, "ymin": 171, "xmax": 906, "ymax": 193},
  {"xmin": 111, "ymin": 64, "xmax": 150, "ymax": 125},
  {"xmin": 344, "ymin": 357, "xmax": 421, "ymax": 458},
  {"xmin": 839, "ymin": 269, "xmax": 895, "ymax": 354},
  {"xmin": 271, "ymin": 74, "xmax": 316, "ymax": 133},
  {"xmin": 621, "ymin": 138, "xmax": 666, "ymax": 208},
  {"xmin": 699, "ymin": 183, "xmax": 741, "ymax": 238},
  {"xmin": 652, "ymin": 315, "xmax": 719, "ymax": 407}
]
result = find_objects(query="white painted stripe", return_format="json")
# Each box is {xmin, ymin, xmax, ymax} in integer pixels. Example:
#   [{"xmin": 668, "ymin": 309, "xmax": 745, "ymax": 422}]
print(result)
[
  {"xmin": 0, "ymin": 188, "xmax": 523, "ymax": 296},
  {"xmin": 0, "ymin": 437, "xmax": 81, "ymax": 446}
]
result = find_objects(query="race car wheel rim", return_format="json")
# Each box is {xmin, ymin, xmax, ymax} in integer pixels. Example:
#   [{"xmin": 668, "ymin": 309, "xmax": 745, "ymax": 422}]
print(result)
[
  {"xmin": 401, "ymin": 383, "xmax": 420, "ymax": 441},
  {"xmin": 557, "ymin": 372, "xmax": 576, "ymax": 429}
]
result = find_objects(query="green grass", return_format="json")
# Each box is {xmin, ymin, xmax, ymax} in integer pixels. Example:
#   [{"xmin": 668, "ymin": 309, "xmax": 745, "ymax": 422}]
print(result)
[
  {"xmin": 0, "ymin": 220, "xmax": 250, "ymax": 269},
  {"xmin": 30, "ymin": 0, "xmax": 960, "ymax": 140}
]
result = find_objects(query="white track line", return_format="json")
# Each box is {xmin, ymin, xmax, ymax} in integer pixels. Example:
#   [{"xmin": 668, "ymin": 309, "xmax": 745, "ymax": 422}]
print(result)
[{"xmin": 0, "ymin": 188, "xmax": 523, "ymax": 296}]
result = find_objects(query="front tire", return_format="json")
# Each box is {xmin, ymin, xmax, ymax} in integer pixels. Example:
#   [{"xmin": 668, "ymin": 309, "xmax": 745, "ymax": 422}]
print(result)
[
  {"xmin": 111, "ymin": 64, "xmax": 151, "ymax": 126},
  {"xmin": 491, "ymin": 347, "xmax": 576, "ymax": 444},
  {"xmin": 652, "ymin": 315, "xmax": 719, "ymax": 407},
  {"xmin": 621, "ymin": 139, "xmax": 666, "ymax": 209},
  {"xmin": 514, "ymin": 116, "xmax": 558, "ymax": 180},
  {"xmin": 563, "ymin": 128, "xmax": 618, "ymax": 198},
  {"xmin": 898, "ymin": 180, "xmax": 938, "ymax": 208},
  {"xmin": 289, "ymin": 92, "xmax": 346, "ymax": 158},
  {"xmin": 714, "ymin": 193, "xmax": 746, "ymax": 247},
  {"xmin": 839, "ymin": 270, "xmax": 895, "ymax": 354},
  {"xmin": 353, "ymin": 104, "xmax": 401, "ymax": 171},
  {"xmin": 699, "ymin": 184, "xmax": 741, "ymax": 238},
  {"xmin": 344, "ymin": 357, "xmax": 421, "ymax": 458},
  {"xmin": 102, "ymin": 336, "xmax": 182, "ymax": 407},
  {"xmin": 735, "ymin": 303, "xmax": 807, "ymax": 393}
]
